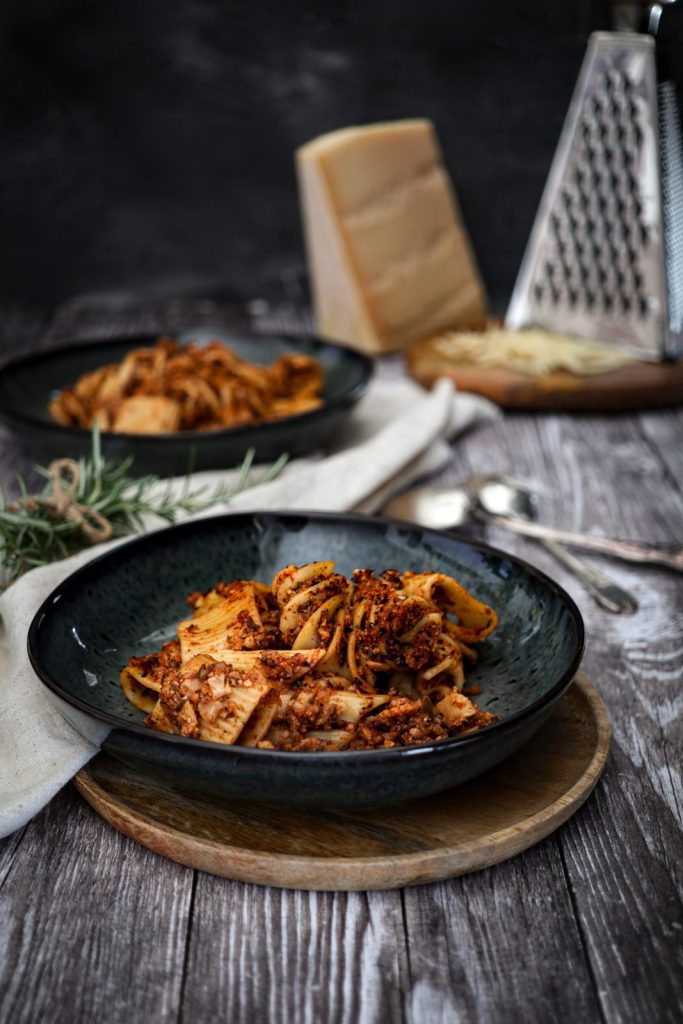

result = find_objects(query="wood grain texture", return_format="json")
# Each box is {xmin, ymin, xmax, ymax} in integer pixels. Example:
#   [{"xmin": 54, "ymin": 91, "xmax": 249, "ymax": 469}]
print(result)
[
  {"xmin": 0, "ymin": 786, "xmax": 193, "ymax": 1024},
  {"xmin": 72, "ymin": 677, "xmax": 610, "ymax": 891},
  {"xmin": 400, "ymin": 841, "xmax": 605, "ymax": 1023},
  {"xmin": 447, "ymin": 405, "xmax": 683, "ymax": 1023},
  {"xmin": 181, "ymin": 884, "xmax": 410, "ymax": 1024},
  {"xmin": 0, "ymin": 308, "xmax": 682, "ymax": 1024},
  {"xmin": 406, "ymin": 335, "xmax": 683, "ymax": 410}
]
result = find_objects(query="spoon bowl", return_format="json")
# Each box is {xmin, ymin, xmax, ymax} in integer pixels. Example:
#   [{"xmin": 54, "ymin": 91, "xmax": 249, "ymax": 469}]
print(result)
[
  {"xmin": 470, "ymin": 475, "xmax": 540, "ymax": 520},
  {"xmin": 383, "ymin": 475, "xmax": 540, "ymax": 529},
  {"xmin": 383, "ymin": 475, "xmax": 639, "ymax": 615},
  {"xmin": 382, "ymin": 485, "xmax": 471, "ymax": 531}
]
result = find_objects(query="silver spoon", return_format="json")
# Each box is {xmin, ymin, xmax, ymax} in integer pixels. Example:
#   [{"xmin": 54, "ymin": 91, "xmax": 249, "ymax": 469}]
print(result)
[
  {"xmin": 383, "ymin": 475, "xmax": 683, "ymax": 571},
  {"xmin": 382, "ymin": 475, "xmax": 639, "ymax": 614},
  {"xmin": 470, "ymin": 476, "xmax": 638, "ymax": 614}
]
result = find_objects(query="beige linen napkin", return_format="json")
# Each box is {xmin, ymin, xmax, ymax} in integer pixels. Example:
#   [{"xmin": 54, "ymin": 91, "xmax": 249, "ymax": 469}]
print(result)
[{"xmin": 0, "ymin": 377, "xmax": 498, "ymax": 837}]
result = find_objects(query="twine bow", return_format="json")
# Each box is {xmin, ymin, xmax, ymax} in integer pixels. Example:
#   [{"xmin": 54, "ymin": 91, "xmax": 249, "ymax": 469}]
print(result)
[{"xmin": 9, "ymin": 459, "xmax": 113, "ymax": 544}]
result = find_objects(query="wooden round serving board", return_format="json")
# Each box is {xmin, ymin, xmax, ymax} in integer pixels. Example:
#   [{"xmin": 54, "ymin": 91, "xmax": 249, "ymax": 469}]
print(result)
[
  {"xmin": 407, "ymin": 336, "xmax": 683, "ymax": 411},
  {"xmin": 73, "ymin": 675, "xmax": 610, "ymax": 891}
]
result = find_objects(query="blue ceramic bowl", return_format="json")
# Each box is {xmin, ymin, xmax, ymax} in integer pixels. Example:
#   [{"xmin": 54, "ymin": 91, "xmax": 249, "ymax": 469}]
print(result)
[
  {"xmin": 28, "ymin": 512, "xmax": 584, "ymax": 808},
  {"xmin": 0, "ymin": 332, "xmax": 372, "ymax": 476}
]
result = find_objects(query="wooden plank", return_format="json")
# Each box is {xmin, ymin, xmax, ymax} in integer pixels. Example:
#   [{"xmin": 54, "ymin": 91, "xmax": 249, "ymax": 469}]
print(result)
[
  {"xmin": 448, "ymin": 409, "xmax": 683, "ymax": 1021},
  {"xmin": 547, "ymin": 411, "xmax": 683, "ymax": 1022},
  {"xmin": 453, "ymin": 411, "xmax": 683, "ymax": 817},
  {"xmin": 0, "ymin": 828, "xmax": 27, "ymax": 893},
  {"xmin": 560, "ymin": 761, "xmax": 683, "ymax": 1023},
  {"xmin": 638, "ymin": 408, "xmax": 683, "ymax": 492},
  {"xmin": 401, "ymin": 842, "xmax": 603, "ymax": 1023},
  {"xmin": 179, "ymin": 884, "xmax": 409, "ymax": 1024},
  {"xmin": 0, "ymin": 786, "xmax": 193, "ymax": 1024}
]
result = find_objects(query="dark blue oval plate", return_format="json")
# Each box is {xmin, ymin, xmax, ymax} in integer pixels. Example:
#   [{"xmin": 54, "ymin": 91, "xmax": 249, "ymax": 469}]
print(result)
[
  {"xmin": 0, "ymin": 332, "xmax": 372, "ymax": 476},
  {"xmin": 28, "ymin": 512, "xmax": 584, "ymax": 808}
]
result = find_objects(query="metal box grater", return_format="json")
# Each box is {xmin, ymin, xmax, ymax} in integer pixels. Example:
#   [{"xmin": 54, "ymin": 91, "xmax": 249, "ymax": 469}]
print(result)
[{"xmin": 506, "ymin": 30, "xmax": 683, "ymax": 361}]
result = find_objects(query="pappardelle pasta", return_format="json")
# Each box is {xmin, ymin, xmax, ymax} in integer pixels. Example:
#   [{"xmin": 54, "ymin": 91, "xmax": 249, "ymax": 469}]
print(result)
[
  {"xmin": 121, "ymin": 562, "xmax": 498, "ymax": 751},
  {"xmin": 49, "ymin": 337, "xmax": 323, "ymax": 434}
]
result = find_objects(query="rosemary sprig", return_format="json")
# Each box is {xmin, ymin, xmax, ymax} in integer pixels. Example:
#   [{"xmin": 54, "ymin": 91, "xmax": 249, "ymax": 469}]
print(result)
[{"xmin": 0, "ymin": 423, "xmax": 288, "ymax": 588}]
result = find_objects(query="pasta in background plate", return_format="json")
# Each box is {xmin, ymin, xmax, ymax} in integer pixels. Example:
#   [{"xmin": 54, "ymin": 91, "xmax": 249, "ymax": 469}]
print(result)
[
  {"xmin": 49, "ymin": 337, "xmax": 323, "ymax": 433},
  {"xmin": 121, "ymin": 561, "xmax": 498, "ymax": 751}
]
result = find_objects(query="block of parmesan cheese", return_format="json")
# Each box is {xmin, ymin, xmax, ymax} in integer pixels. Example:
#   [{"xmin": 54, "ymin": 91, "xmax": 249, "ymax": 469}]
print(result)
[{"xmin": 296, "ymin": 120, "xmax": 487, "ymax": 354}]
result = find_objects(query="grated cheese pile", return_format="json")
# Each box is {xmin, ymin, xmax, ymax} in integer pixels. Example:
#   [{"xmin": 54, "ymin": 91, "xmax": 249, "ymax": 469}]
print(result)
[{"xmin": 432, "ymin": 327, "xmax": 636, "ymax": 377}]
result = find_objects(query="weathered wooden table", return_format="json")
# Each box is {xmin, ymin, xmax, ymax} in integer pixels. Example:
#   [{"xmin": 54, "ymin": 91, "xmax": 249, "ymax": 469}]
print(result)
[{"xmin": 1, "ymin": 305, "xmax": 681, "ymax": 1024}]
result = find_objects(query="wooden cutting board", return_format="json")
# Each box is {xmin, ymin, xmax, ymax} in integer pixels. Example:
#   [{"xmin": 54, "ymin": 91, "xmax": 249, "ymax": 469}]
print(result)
[
  {"xmin": 73, "ymin": 675, "xmax": 609, "ymax": 891},
  {"xmin": 407, "ymin": 335, "xmax": 683, "ymax": 411}
]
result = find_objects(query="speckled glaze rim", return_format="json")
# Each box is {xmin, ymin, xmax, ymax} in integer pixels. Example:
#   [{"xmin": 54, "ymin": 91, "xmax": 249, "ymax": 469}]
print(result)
[
  {"xmin": 0, "ymin": 333, "xmax": 373, "ymax": 442},
  {"xmin": 27, "ymin": 510, "xmax": 585, "ymax": 765}
]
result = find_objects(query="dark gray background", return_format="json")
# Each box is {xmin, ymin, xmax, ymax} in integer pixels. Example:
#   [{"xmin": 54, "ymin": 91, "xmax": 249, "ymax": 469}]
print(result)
[{"xmin": 0, "ymin": 0, "xmax": 680, "ymax": 316}]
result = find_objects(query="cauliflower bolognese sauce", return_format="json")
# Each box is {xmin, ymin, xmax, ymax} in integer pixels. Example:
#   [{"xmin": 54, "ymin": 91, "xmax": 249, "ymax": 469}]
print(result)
[{"xmin": 120, "ymin": 561, "xmax": 498, "ymax": 750}]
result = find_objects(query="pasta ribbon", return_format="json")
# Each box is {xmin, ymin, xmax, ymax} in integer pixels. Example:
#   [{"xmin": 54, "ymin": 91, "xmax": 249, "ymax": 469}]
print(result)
[
  {"xmin": 178, "ymin": 580, "xmax": 280, "ymax": 662},
  {"xmin": 147, "ymin": 654, "xmax": 272, "ymax": 744},
  {"xmin": 401, "ymin": 572, "xmax": 498, "ymax": 643},
  {"xmin": 273, "ymin": 562, "xmax": 351, "ymax": 675}
]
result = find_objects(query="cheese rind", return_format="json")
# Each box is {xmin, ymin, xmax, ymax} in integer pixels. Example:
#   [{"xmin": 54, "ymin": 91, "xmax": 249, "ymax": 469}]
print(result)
[{"xmin": 296, "ymin": 120, "xmax": 487, "ymax": 354}]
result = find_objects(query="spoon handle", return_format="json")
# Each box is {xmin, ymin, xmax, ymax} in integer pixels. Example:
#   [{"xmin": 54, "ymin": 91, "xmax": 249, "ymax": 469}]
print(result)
[
  {"xmin": 540, "ymin": 539, "xmax": 638, "ymax": 614},
  {"xmin": 482, "ymin": 513, "xmax": 683, "ymax": 572}
]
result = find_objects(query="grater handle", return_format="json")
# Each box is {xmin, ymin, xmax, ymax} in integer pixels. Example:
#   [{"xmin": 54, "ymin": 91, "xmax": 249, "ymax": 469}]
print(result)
[{"xmin": 648, "ymin": 1, "xmax": 679, "ymax": 37}]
